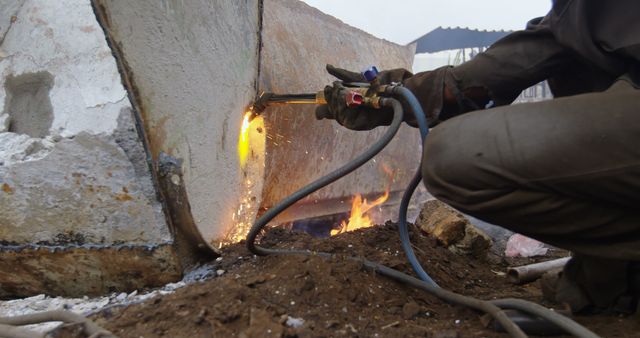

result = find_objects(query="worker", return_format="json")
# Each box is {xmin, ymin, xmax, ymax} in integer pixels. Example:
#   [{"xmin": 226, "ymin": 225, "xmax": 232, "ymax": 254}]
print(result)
[{"xmin": 316, "ymin": 0, "xmax": 640, "ymax": 315}]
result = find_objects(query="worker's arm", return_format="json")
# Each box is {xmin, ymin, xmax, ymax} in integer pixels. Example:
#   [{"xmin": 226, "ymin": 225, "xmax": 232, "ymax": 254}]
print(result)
[
  {"xmin": 405, "ymin": 16, "xmax": 573, "ymax": 127},
  {"xmin": 317, "ymin": 17, "xmax": 577, "ymax": 130}
]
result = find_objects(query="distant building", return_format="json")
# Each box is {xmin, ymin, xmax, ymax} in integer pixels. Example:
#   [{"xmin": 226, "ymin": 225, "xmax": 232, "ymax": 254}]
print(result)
[{"xmin": 410, "ymin": 27, "xmax": 552, "ymax": 103}]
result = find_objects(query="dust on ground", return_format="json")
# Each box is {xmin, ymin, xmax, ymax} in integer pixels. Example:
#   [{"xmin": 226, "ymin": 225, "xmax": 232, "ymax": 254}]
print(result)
[{"xmin": 90, "ymin": 223, "xmax": 639, "ymax": 338}]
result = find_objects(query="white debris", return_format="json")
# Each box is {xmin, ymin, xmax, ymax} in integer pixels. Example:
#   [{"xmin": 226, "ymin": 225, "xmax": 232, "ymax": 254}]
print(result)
[
  {"xmin": 183, "ymin": 263, "xmax": 218, "ymax": 283},
  {"xmin": 114, "ymin": 292, "xmax": 127, "ymax": 302},
  {"xmin": 216, "ymin": 269, "xmax": 226, "ymax": 276},
  {"xmin": 285, "ymin": 316, "xmax": 305, "ymax": 328},
  {"xmin": 0, "ymin": 267, "xmax": 212, "ymax": 334},
  {"xmin": 505, "ymin": 233, "xmax": 548, "ymax": 257},
  {"xmin": 163, "ymin": 281, "xmax": 186, "ymax": 292},
  {"xmin": 0, "ymin": 294, "xmax": 110, "ymax": 333}
]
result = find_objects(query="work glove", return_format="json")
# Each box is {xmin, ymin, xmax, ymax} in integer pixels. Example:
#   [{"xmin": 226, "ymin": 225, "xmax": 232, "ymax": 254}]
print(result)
[
  {"xmin": 315, "ymin": 64, "xmax": 411, "ymax": 131},
  {"xmin": 315, "ymin": 64, "xmax": 456, "ymax": 130}
]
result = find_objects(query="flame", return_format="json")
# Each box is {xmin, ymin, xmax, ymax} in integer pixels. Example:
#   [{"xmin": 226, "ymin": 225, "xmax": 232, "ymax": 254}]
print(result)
[
  {"xmin": 331, "ymin": 165, "xmax": 395, "ymax": 236},
  {"xmin": 331, "ymin": 190, "xmax": 389, "ymax": 236},
  {"xmin": 238, "ymin": 112, "xmax": 252, "ymax": 168}
]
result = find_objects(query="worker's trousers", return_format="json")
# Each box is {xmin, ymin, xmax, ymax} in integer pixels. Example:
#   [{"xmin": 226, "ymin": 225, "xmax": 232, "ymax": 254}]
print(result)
[{"xmin": 422, "ymin": 77, "xmax": 640, "ymax": 311}]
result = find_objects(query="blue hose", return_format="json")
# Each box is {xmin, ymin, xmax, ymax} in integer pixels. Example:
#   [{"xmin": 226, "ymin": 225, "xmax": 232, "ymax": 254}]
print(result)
[{"xmin": 388, "ymin": 86, "xmax": 438, "ymax": 286}]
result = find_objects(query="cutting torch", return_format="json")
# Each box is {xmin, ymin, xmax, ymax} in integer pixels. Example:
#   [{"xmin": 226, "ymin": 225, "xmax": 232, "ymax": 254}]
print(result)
[{"xmin": 248, "ymin": 67, "xmax": 385, "ymax": 120}]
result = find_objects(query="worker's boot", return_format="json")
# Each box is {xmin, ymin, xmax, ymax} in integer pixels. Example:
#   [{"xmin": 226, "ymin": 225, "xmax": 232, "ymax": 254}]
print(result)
[{"xmin": 541, "ymin": 255, "xmax": 638, "ymax": 315}]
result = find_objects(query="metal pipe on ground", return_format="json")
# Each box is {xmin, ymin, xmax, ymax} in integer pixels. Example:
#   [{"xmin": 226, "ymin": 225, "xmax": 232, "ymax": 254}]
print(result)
[{"xmin": 508, "ymin": 257, "xmax": 571, "ymax": 285}]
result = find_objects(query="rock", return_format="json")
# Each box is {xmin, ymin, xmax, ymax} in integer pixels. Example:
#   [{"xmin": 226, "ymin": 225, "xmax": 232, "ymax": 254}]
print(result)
[
  {"xmin": 416, "ymin": 200, "xmax": 492, "ymax": 256},
  {"xmin": 450, "ymin": 223, "xmax": 492, "ymax": 257},
  {"xmin": 115, "ymin": 292, "xmax": 127, "ymax": 302},
  {"xmin": 402, "ymin": 302, "xmax": 421, "ymax": 320},
  {"xmin": 240, "ymin": 308, "xmax": 284, "ymax": 338},
  {"xmin": 285, "ymin": 316, "xmax": 305, "ymax": 328},
  {"xmin": 245, "ymin": 274, "xmax": 268, "ymax": 287},
  {"xmin": 416, "ymin": 200, "xmax": 467, "ymax": 246}
]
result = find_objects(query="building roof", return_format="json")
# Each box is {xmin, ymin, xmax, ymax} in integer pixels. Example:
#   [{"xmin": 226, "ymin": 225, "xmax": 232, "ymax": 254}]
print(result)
[{"xmin": 410, "ymin": 27, "xmax": 513, "ymax": 53}]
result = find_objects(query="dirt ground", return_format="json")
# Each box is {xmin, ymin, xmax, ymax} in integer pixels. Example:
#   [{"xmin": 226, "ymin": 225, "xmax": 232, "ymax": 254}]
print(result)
[{"xmin": 90, "ymin": 223, "xmax": 639, "ymax": 338}]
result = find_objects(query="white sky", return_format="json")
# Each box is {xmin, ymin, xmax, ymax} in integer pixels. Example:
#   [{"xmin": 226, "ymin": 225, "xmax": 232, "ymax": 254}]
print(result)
[{"xmin": 300, "ymin": 0, "xmax": 552, "ymax": 45}]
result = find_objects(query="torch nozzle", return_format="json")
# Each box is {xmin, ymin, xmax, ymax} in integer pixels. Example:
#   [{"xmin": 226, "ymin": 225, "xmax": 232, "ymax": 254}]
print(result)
[{"xmin": 248, "ymin": 91, "xmax": 326, "ymax": 120}]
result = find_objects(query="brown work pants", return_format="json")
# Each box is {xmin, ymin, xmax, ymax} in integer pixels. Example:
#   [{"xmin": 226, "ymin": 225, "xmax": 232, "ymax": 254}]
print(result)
[{"xmin": 422, "ymin": 78, "xmax": 640, "ymax": 311}]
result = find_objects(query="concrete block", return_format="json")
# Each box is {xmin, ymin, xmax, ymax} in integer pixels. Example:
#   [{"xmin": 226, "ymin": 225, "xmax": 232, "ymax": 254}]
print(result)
[
  {"xmin": 0, "ymin": 0, "xmax": 181, "ymax": 297},
  {"xmin": 93, "ymin": 0, "xmax": 263, "ymax": 245},
  {"xmin": 0, "ymin": 130, "xmax": 169, "ymax": 245}
]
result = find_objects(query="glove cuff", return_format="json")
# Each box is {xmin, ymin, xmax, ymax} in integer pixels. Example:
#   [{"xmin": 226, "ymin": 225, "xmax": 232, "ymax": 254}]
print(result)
[{"xmin": 402, "ymin": 66, "xmax": 454, "ymax": 127}]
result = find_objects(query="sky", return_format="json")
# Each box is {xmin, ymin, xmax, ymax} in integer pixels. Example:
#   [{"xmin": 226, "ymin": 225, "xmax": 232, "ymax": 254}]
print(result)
[{"xmin": 300, "ymin": 0, "xmax": 552, "ymax": 45}]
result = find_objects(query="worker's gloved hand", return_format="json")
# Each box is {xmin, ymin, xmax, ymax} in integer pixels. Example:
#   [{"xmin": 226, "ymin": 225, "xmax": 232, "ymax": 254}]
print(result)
[
  {"xmin": 315, "ymin": 64, "xmax": 412, "ymax": 131},
  {"xmin": 316, "ymin": 64, "xmax": 459, "ymax": 130}
]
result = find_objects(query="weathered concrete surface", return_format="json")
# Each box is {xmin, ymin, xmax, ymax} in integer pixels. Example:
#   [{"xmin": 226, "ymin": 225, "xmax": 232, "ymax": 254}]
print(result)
[
  {"xmin": 0, "ymin": 1, "xmax": 129, "ymax": 137},
  {"xmin": 259, "ymin": 0, "xmax": 421, "ymax": 221},
  {"xmin": 0, "ymin": 131, "xmax": 167, "ymax": 245},
  {"xmin": 0, "ymin": 0, "xmax": 184, "ymax": 297},
  {"xmin": 93, "ymin": 0, "xmax": 263, "ymax": 244},
  {"xmin": 0, "ymin": 0, "xmax": 169, "ymax": 245}
]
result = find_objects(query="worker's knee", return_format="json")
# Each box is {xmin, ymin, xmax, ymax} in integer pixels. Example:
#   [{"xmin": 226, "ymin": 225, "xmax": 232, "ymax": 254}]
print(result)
[
  {"xmin": 420, "ymin": 129, "xmax": 444, "ymax": 195},
  {"xmin": 420, "ymin": 125, "xmax": 470, "ymax": 205}
]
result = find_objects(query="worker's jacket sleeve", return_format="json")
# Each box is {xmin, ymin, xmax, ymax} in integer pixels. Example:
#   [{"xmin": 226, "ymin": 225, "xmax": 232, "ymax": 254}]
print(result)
[
  {"xmin": 451, "ymin": 17, "xmax": 572, "ymax": 106},
  {"xmin": 404, "ymin": 17, "xmax": 572, "ymax": 126}
]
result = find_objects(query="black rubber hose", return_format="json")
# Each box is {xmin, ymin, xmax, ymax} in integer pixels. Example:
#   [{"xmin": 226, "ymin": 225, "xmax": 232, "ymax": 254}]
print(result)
[
  {"xmin": 246, "ymin": 98, "xmax": 405, "ymax": 256},
  {"xmin": 359, "ymin": 256, "xmax": 528, "ymax": 338},
  {"xmin": 397, "ymin": 169, "xmax": 439, "ymax": 285},
  {"xmin": 491, "ymin": 299, "xmax": 600, "ymax": 338}
]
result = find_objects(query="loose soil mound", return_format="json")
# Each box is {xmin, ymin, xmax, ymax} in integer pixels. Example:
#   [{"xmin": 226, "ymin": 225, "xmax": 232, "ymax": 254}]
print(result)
[{"xmin": 92, "ymin": 223, "xmax": 637, "ymax": 337}]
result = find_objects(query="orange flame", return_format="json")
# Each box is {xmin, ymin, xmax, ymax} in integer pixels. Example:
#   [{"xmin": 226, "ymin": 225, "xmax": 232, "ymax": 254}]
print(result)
[
  {"xmin": 331, "ymin": 165, "xmax": 395, "ymax": 235},
  {"xmin": 331, "ymin": 191, "xmax": 389, "ymax": 236}
]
